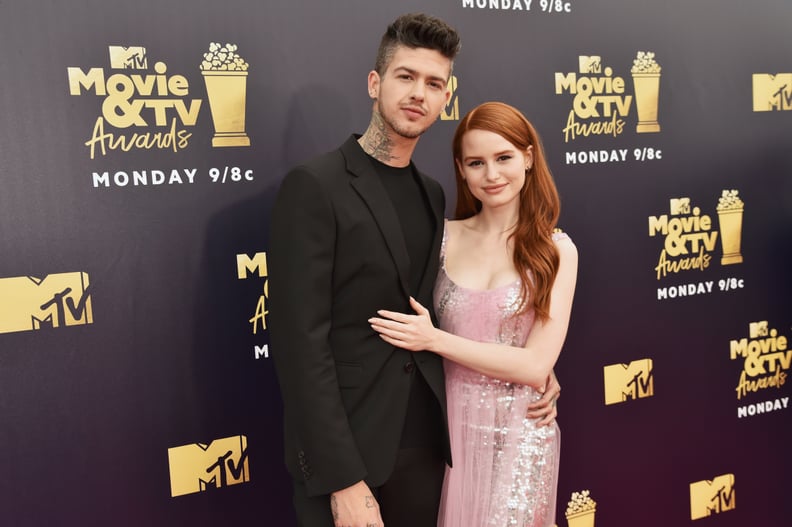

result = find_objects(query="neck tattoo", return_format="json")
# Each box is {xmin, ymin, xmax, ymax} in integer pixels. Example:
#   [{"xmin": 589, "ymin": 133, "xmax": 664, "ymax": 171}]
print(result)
[{"xmin": 359, "ymin": 111, "xmax": 399, "ymax": 165}]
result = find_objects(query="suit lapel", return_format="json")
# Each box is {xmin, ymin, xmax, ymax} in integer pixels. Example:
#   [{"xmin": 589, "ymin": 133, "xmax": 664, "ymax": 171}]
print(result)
[{"xmin": 342, "ymin": 137, "xmax": 412, "ymax": 300}]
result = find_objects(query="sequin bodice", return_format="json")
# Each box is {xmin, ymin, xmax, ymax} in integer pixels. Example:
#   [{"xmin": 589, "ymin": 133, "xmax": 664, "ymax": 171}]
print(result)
[{"xmin": 434, "ymin": 225, "xmax": 562, "ymax": 527}]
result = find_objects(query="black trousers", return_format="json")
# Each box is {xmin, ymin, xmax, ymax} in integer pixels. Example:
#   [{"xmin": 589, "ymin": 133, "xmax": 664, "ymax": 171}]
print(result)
[{"xmin": 292, "ymin": 446, "xmax": 446, "ymax": 527}]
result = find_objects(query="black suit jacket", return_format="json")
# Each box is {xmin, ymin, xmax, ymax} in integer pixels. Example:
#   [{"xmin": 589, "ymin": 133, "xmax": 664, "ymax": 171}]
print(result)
[{"xmin": 269, "ymin": 135, "xmax": 450, "ymax": 497}]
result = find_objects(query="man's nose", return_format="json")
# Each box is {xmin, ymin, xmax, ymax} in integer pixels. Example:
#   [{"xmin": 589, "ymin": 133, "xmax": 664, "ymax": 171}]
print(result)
[{"xmin": 410, "ymin": 82, "xmax": 426, "ymax": 101}]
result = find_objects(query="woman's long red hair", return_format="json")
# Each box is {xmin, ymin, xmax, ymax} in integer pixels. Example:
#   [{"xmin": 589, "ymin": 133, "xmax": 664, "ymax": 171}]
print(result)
[{"xmin": 452, "ymin": 102, "xmax": 560, "ymax": 321}]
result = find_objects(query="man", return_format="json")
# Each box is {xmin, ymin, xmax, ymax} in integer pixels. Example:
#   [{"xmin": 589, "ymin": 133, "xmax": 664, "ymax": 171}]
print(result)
[{"xmin": 269, "ymin": 13, "xmax": 559, "ymax": 527}]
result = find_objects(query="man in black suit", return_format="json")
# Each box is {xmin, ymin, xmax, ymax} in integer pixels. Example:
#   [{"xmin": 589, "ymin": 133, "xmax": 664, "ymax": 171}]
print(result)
[{"xmin": 269, "ymin": 13, "xmax": 558, "ymax": 527}]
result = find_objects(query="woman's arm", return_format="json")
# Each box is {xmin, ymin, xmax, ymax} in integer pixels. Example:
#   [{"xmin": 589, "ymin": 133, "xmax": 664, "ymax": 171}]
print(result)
[{"xmin": 369, "ymin": 237, "xmax": 578, "ymax": 388}]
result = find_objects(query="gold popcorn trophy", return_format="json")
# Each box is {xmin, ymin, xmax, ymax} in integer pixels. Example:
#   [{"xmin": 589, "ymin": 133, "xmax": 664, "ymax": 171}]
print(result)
[
  {"xmin": 716, "ymin": 190, "xmax": 744, "ymax": 265},
  {"xmin": 566, "ymin": 490, "xmax": 596, "ymax": 527},
  {"xmin": 631, "ymin": 51, "xmax": 661, "ymax": 133},
  {"xmin": 200, "ymin": 43, "xmax": 250, "ymax": 147}
]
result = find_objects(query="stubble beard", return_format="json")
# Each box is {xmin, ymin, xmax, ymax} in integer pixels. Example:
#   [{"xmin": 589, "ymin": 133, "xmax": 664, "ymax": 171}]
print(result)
[{"xmin": 377, "ymin": 99, "xmax": 432, "ymax": 140}]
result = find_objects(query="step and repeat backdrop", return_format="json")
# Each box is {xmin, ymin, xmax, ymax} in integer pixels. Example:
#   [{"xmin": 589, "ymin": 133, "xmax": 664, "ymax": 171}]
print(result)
[{"xmin": 1, "ymin": 0, "xmax": 790, "ymax": 525}]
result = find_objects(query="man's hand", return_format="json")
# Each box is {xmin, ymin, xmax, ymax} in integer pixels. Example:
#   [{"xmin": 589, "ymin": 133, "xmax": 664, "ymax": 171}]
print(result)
[
  {"xmin": 526, "ymin": 370, "xmax": 560, "ymax": 426},
  {"xmin": 330, "ymin": 480, "xmax": 384, "ymax": 527}
]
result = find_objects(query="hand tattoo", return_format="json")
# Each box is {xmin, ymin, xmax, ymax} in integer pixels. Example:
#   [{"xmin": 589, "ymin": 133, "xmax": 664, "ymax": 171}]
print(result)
[{"xmin": 365, "ymin": 495, "xmax": 376, "ymax": 508}]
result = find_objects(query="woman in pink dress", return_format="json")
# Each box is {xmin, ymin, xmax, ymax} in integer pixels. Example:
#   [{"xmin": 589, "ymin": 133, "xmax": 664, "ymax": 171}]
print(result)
[{"xmin": 370, "ymin": 102, "xmax": 578, "ymax": 527}]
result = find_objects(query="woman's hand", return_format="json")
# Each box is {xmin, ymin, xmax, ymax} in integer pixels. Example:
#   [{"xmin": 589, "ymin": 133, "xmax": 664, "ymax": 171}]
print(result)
[
  {"xmin": 526, "ymin": 370, "xmax": 560, "ymax": 426},
  {"xmin": 369, "ymin": 297, "xmax": 439, "ymax": 352}
]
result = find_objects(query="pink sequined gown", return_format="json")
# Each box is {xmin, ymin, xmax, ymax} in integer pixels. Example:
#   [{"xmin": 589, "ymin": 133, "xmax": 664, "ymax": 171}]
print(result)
[{"xmin": 435, "ymin": 227, "xmax": 563, "ymax": 527}]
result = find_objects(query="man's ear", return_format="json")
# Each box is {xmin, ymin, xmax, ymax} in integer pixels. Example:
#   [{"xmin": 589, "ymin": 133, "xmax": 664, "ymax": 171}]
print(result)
[
  {"xmin": 367, "ymin": 70, "xmax": 380, "ymax": 100},
  {"xmin": 445, "ymin": 73, "xmax": 456, "ymax": 105}
]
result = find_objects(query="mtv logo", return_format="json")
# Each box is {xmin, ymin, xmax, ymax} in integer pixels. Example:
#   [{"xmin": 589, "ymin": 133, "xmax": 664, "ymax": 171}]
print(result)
[
  {"xmin": 670, "ymin": 198, "xmax": 691, "ymax": 215},
  {"xmin": 752, "ymin": 73, "xmax": 792, "ymax": 111},
  {"xmin": 441, "ymin": 75, "xmax": 460, "ymax": 121},
  {"xmin": 603, "ymin": 359, "xmax": 654, "ymax": 405},
  {"xmin": 108, "ymin": 46, "xmax": 148, "ymax": 69},
  {"xmin": 749, "ymin": 321, "xmax": 769, "ymax": 338},
  {"xmin": 236, "ymin": 252, "xmax": 268, "ymax": 279},
  {"xmin": 690, "ymin": 473, "xmax": 736, "ymax": 520},
  {"xmin": 168, "ymin": 435, "xmax": 250, "ymax": 497},
  {"xmin": 579, "ymin": 56, "xmax": 601, "ymax": 74},
  {"xmin": 0, "ymin": 273, "xmax": 92, "ymax": 335}
]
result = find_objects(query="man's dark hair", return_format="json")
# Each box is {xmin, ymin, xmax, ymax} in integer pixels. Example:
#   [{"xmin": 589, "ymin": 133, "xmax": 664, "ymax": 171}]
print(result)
[{"xmin": 374, "ymin": 13, "xmax": 461, "ymax": 76}]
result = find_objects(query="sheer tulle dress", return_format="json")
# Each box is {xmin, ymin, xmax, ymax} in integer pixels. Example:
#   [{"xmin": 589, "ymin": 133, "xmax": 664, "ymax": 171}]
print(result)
[{"xmin": 435, "ymin": 225, "xmax": 564, "ymax": 527}]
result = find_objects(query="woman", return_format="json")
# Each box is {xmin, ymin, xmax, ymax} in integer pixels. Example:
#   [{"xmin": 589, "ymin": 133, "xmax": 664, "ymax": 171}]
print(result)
[{"xmin": 369, "ymin": 101, "xmax": 577, "ymax": 526}]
